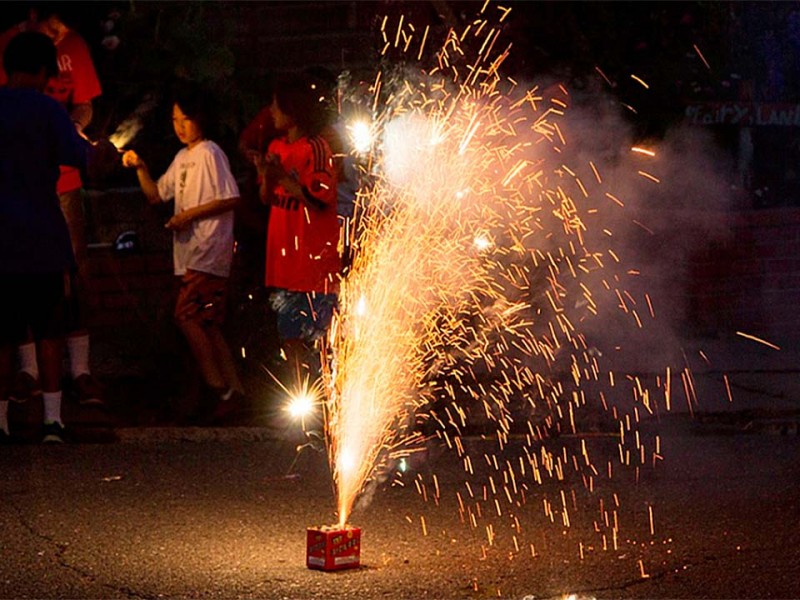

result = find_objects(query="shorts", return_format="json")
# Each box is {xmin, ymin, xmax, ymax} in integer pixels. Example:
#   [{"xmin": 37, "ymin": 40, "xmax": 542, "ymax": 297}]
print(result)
[
  {"xmin": 0, "ymin": 271, "xmax": 71, "ymax": 344},
  {"xmin": 174, "ymin": 269, "xmax": 229, "ymax": 328},
  {"xmin": 269, "ymin": 289, "xmax": 337, "ymax": 343}
]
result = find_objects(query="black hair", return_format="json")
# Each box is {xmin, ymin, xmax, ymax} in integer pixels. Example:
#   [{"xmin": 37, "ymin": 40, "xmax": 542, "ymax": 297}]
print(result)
[
  {"xmin": 273, "ymin": 73, "xmax": 330, "ymax": 137},
  {"xmin": 2, "ymin": 31, "xmax": 57, "ymax": 79},
  {"xmin": 172, "ymin": 81, "xmax": 218, "ymax": 140}
]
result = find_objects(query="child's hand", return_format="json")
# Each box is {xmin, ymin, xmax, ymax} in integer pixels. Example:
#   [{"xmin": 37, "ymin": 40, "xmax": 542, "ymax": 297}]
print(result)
[
  {"xmin": 165, "ymin": 212, "xmax": 193, "ymax": 231},
  {"xmin": 278, "ymin": 175, "xmax": 302, "ymax": 198},
  {"xmin": 247, "ymin": 149, "xmax": 265, "ymax": 169},
  {"xmin": 263, "ymin": 153, "xmax": 287, "ymax": 180},
  {"xmin": 252, "ymin": 151, "xmax": 284, "ymax": 177},
  {"xmin": 121, "ymin": 150, "xmax": 144, "ymax": 169}
]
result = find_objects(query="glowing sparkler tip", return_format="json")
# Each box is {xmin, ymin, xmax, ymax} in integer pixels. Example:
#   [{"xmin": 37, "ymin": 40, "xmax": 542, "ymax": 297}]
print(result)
[
  {"xmin": 287, "ymin": 392, "xmax": 316, "ymax": 418},
  {"xmin": 348, "ymin": 119, "xmax": 374, "ymax": 154}
]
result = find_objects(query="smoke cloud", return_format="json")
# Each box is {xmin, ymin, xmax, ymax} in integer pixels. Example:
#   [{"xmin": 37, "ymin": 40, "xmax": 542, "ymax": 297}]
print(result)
[{"xmin": 546, "ymin": 82, "xmax": 737, "ymax": 372}]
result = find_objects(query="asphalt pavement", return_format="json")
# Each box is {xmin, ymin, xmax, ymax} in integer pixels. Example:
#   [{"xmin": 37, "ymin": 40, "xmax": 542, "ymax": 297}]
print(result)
[{"xmin": 0, "ymin": 430, "xmax": 798, "ymax": 599}]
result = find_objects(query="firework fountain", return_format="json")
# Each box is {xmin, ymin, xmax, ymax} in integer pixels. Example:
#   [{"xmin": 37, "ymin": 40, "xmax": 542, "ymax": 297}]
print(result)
[{"xmin": 317, "ymin": 1, "xmax": 690, "ymax": 565}]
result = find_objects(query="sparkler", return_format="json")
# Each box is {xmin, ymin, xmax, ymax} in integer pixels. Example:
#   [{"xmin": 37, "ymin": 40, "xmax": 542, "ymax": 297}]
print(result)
[
  {"xmin": 317, "ymin": 1, "xmax": 683, "ymax": 567},
  {"xmin": 264, "ymin": 366, "xmax": 325, "ymax": 436},
  {"xmin": 346, "ymin": 119, "xmax": 375, "ymax": 154},
  {"xmin": 82, "ymin": 96, "xmax": 160, "ymax": 187},
  {"xmin": 108, "ymin": 94, "xmax": 158, "ymax": 150},
  {"xmin": 287, "ymin": 391, "xmax": 315, "ymax": 420}
]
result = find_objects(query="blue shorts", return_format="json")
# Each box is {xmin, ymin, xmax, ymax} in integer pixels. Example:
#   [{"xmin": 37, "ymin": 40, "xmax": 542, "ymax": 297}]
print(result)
[{"xmin": 269, "ymin": 289, "xmax": 337, "ymax": 343}]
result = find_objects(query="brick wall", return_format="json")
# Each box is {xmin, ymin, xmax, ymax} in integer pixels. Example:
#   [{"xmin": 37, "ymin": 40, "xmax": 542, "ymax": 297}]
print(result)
[
  {"xmin": 686, "ymin": 208, "xmax": 800, "ymax": 345},
  {"xmin": 84, "ymin": 188, "xmax": 175, "ymax": 328}
]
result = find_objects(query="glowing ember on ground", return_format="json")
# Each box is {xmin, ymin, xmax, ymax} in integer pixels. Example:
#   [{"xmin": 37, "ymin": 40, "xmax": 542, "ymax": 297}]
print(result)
[{"xmin": 319, "ymin": 0, "xmax": 687, "ymax": 563}]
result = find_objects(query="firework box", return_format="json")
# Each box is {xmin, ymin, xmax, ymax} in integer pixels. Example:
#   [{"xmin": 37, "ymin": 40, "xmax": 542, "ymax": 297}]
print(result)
[{"xmin": 306, "ymin": 526, "xmax": 361, "ymax": 571}]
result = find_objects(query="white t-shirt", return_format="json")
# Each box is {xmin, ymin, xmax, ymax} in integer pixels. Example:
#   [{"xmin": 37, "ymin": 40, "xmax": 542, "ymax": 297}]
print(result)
[{"xmin": 157, "ymin": 140, "xmax": 239, "ymax": 277}]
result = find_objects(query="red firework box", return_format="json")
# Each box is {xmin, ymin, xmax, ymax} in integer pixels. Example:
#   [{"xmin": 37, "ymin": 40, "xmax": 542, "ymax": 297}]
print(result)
[{"xmin": 306, "ymin": 525, "xmax": 361, "ymax": 571}]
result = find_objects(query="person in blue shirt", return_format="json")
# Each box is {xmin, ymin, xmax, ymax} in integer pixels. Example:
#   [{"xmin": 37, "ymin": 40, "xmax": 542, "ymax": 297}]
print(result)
[{"xmin": 0, "ymin": 31, "xmax": 86, "ymax": 443}]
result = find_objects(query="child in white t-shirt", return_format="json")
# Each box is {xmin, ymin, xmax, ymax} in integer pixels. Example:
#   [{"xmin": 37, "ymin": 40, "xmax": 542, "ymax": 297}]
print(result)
[{"xmin": 122, "ymin": 83, "xmax": 243, "ymax": 421}]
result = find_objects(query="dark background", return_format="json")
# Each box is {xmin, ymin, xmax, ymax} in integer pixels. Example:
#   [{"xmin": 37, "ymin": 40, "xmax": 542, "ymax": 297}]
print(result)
[{"xmin": 3, "ymin": 1, "xmax": 798, "ymax": 206}]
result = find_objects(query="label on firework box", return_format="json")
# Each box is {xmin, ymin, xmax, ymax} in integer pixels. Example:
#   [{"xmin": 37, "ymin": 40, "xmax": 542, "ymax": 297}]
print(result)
[{"xmin": 306, "ymin": 525, "xmax": 361, "ymax": 571}]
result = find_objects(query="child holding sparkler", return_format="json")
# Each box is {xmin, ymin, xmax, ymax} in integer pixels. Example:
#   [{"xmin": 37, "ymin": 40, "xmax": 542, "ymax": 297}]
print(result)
[
  {"xmin": 121, "ymin": 83, "xmax": 244, "ymax": 422},
  {"xmin": 252, "ymin": 75, "xmax": 341, "ymax": 376}
]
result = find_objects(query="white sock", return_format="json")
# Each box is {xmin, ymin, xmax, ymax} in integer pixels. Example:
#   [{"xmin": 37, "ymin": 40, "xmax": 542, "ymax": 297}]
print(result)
[
  {"xmin": 0, "ymin": 400, "xmax": 8, "ymax": 434},
  {"xmin": 18, "ymin": 342, "xmax": 39, "ymax": 379},
  {"xmin": 67, "ymin": 334, "xmax": 91, "ymax": 379},
  {"xmin": 43, "ymin": 391, "xmax": 62, "ymax": 425}
]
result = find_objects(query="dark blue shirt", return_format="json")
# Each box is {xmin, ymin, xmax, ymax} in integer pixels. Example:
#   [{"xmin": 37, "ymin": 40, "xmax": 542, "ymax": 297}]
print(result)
[{"xmin": 0, "ymin": 87, "xmax": 85, "ymax": 273}]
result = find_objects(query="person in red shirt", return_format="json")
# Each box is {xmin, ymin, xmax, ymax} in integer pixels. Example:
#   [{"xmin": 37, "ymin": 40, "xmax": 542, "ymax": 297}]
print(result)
[
  {"xmin": 253, "ymin": 75, "xmax": 342, "ymax": 377},
  {"xmin": 0, "ymin": 3, "xmax": 104, "ymax": 407}
]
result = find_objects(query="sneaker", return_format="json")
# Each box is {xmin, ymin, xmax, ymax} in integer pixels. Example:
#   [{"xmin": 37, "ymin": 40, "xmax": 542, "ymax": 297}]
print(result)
[
  {"xmin": 74, "ymin": 373, "xmax": 105, "ymax": 406},
  {"xmin": 42, "ymin": 421, "xmax": 65, "ymax": 444},
  {"xmin": 8, "ymin": 371, "xmax": 42, "ymax": 404}
]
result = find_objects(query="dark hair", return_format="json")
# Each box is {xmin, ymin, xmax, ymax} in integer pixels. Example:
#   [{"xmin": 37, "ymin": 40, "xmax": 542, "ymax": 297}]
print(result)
[
  {"xmin": 2, "ymin": 31, "xmax": 57, "ymax": 78},
  {"xmin": 273, "ymin": 74, "xmax": 330, "ymax": 137},
  {"xmin": 172, "ymin": 81, "xmax": 218, "ymax": 140}
]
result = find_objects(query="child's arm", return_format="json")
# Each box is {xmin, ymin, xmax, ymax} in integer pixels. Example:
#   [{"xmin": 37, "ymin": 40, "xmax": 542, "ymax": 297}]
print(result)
[
  {"xmin": 291, "ymin": 138, "xmax": 337, "ymax": 212},
  {"xmin": 121, "ymin": 150, "xmax": 161, "ymax": 205},
  {"xmin": 258, "ymin": 175, "xmax": 273, "ymax": 206},
  {"xmin": 258, "ymin": 152, "xmax": 328, "ymax": 211},
  {"xmin": 277, "ymin": 172, "xmax": 327, "ymax": 211},
  {"xmin": 252, "ymin": 152, "xmax": 279, "ymax": 205},
  {"xmin": 165, "ymin": 197, "xmax": 240, "ymax": 231}
]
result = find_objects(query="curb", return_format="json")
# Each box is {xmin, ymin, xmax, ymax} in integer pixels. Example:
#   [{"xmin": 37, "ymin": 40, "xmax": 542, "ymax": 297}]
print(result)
[
  {"xmin": 113, "ymin": 426, "xmax": 281, "ymax": 443},
  {"xmin": 108, "ymin": 416, "xmax": 800, "ymax": 444}
]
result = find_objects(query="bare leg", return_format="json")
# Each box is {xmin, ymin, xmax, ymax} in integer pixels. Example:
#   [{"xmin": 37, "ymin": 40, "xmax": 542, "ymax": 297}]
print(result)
[
  {"xmin": 16, "ymin": 329, "xmax": 36, "ymax": 370},
  {"xmin": 206, "ymin": 326, "xmax": 243, "ymax": 394},
  {"xmin": 61, "ymin": 189, "xmax": 94, "ymax": 377},
  {"xmin": 37, "ymin": 338, "xmax": 65, "ymax": 393},
  {"xmin": 177, "ymin": 320, "xmax": 226, "ymax": 390}
]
